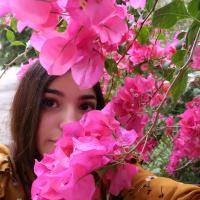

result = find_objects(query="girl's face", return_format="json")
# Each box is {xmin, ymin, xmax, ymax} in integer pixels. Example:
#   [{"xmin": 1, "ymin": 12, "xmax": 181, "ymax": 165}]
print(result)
[{"xmin": 37, "ymin": 72, "xmax": 97, "ymax": 155}]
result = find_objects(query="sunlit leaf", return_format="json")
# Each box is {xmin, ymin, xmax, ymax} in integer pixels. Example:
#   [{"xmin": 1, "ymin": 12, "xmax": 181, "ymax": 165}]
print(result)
[
  {"xmin": 152, "ymin": 0, "xmax": 189, "ymax": 28},
  {"xmin": 6, "ymin": 29, "xmax": 15, "ymax": 42},
  {"xmin": 171, "ymin": 69, "xmax": 188, "ymax": 104}
]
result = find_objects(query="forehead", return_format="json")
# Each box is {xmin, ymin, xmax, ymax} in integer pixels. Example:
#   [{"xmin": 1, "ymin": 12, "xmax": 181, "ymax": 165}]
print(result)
[{"xmin": 47, "ymin": 72, "xmax": 96, "ymax": 97}]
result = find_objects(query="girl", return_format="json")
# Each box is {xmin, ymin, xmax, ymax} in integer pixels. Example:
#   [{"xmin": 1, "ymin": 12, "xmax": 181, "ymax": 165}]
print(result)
[{"xmin": 0, "ymin": 62, "xmax": 200, "ymax": 200}]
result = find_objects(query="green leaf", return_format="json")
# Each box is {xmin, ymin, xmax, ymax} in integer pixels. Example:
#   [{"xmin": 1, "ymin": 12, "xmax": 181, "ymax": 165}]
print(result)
[
  {"xmin": 175, "ymin": 38, "xmax": 185, "ymax": 50},
  {"xmin": 116, "ymin": 0, "xmax": 123, "ymax": 4},
  {"xmin": 156, "ymin": 32, "xmax": 166, "ymax": 40},
  {"xmin": 128, "ymin": 6, "xmax": 140, "ymax": 21},
  {"xmin": 152, "ymin": 0, "xmax": 189, "ymax": 29},
  {"xmin": 162, "ymin": 65, "xmax": 175, "ymax": 82},
  {"xmin": 188, "ymin": 0, "xmax": 200, "ymax": 19},
  {"xmin": 6, "ymin": 29, "xmax": 15, "ymax": 42},
  {"xmin": 10, "ymin": 18, "xmax": 17, "ymax": 32},
  {"xmin": 186, "ymin": 21, "xmax": 200, "ymax": 47},
  {"xmin": 10, "ymin": 41, "xmax": 26, "ymax": 47},
  {"xmin": 146, "ymin": 0, "xmax": 156, "ymax": 12},
  {"xmin": 171, "ymin": 69, "xmax": 188, "ymax": 105},
  {"xmin": 177, "ymin": 31, "xmax": 186, "ymax": 40},
  {"xmin": 104, "ymin": 58, "xmax": 118, "ymax": 75},
  {"xmin": 171, "ymin": 50, "xmax": 187, "ymax": 67},
  {"xmin": 137, "ymin": 27, "xmax": 150, "ymax": 45},
  {"xmin": 57, "ymin": 20, "xmax": 67, "ymax": 32},
  {"xmin": 117, "ymin": 42, "xmax": 127, "ymax": 55}
]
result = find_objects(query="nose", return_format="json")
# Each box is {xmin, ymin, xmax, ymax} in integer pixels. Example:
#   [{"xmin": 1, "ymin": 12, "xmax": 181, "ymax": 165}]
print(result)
[{"xmin": 59, "ymin": 106, "xmax": 81, "ymax": 129}]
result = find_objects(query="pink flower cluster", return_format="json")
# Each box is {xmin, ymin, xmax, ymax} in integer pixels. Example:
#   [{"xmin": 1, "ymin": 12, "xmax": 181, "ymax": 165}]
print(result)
[
  {"xmin": 112, "ymin": 75, "xmax": 161, "ymax": 132},
  {"xmin": 167, "ymin": 96, "xmax": 200, "ymax": 174},
  {"xmin": 3, "ymin": 0, "xmax": 128, "ymax": 89},
  {"xmin": 111, "ymin": 75, "xmax": 164, "ymax": 160},
  {"xmin": 110, "ymin": 27, "xmax": 178, "ymax": 74},
  {"xmin": 192, "ymin": 45, "xmax": 200, "ymax": 69},
  {"xmin": 164, "ymin": 116, "xmax": 174, "ymax": 136},
  {"xmin": 32, "ymin": 106, "xmax": 138, "ymax": 199}
]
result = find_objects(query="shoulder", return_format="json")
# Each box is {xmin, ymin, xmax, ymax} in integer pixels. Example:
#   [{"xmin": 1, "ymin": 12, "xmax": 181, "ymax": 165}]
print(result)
[
  {"xmin": 122, "ymin": 165, "xmax": 200, "ymax": 200},
  {"xmin": 0, "ymin": 144, "xmax": 11, "ymax": 198},
  {"xmin": 0, "ymin": 144, "xmax": 10, "ymax": 172},
  {"xmin": 0, "ymin": 144, "xmax": 25, "ymax": 199}
]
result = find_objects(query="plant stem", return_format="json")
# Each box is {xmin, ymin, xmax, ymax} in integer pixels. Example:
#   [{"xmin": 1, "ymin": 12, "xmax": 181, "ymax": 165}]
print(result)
[
  {"xmin": 126, "ymin": 27, "xmax": 200, "ymax": 156},
  {"xmin": 106, "ymin": 0, "xmax": 159, "ymax": 101},
  {"xmin": 0, "ymin": 47, "xmax": 31, "ymax": 80}
]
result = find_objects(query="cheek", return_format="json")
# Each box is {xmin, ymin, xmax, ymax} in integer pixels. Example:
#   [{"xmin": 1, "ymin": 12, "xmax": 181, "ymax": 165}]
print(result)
[{"xmin": 36, "ymin": 112, "xmax": 60, "ymax": 155}]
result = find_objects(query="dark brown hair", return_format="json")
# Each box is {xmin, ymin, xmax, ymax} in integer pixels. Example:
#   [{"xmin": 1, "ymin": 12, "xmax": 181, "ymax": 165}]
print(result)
[{"xmin": 10, "ymin": 61, "xmax": 105, "ymax": 198}]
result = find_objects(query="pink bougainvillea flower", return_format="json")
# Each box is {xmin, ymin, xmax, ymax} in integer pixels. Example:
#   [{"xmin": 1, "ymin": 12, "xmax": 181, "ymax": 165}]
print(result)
[
  {"xmin": 70, "ymin": 27, "xmax": 105, "ymax": 88},
  {"xmin": 167, "ymin": 97, "xmax": 200, "ymax": 174},
  {"xmin": 115, "ymin": 127, "xmax": 138, "ymax": 147},
  {"xmin": 70, "ymin": 138, "xmax": 111, "ymax": 174},
  {"xmin": 32, "ymin": 168, "xmax": 96, "ymax": 200},
  {"xmin": 17, "ymin": 21, "xmax": 26, "ymax": 33},
  {"xmin": 10, "ymin": 0, "xmax": 59, "ymax": 30},
  {"xmin": 71, "ymin": 50, "xmax": 104, "ymax": 89},
  {"xmin": 136, "ymin": 137, "xmax": 157, "ymax": 161},
  {"xmin": 39, "ymin": 25, "xmax": 105, "ymax": 88},
  {"xmin": 16, "ymin": 58, "xmax": 38, "ymax": 80},
  {"xmin": 94, "ymin": 15, "xmax": 128, "ymax": 44},
  {"xmin": 186, "ymin": 96, "xmax": 200, "ymax": 109},
  {"xmin": 112, "ymin": 75, "xmax": 154, "ymax": 132},
  {"xmin": 67, "ymin": 0, "xmax": 115, "ymax": 26},
  {"xmin": 167, "ymin": 150, "xmax": 182, "ymax": 174},
  {"xmin": 128, "ymin": 40, "xmax": 164, "ymax": 65},
  {"xmin": 30, "ymin": 30, "xmax": 65, "ymax": 52},
  {"xmin": 165, "ymin": 116, "xmax": 174, "ymax": 136},
  {"xmin": 0, "ymin": 0, "xmax": 10, "ymax": 17},
  {"xmin": 129, "ymin": 0, "xmax": 146, "ymax": 9},
  {"xmin": 57, "ymin": 0, "xmax": 68, "ymax": 10},
  {"xmin": 61, "ymin": 173, "xmax": 96, "ymax": 200},
  {"xmin": 67, "ymin": 0, "xmax": 127, "ymax": 44},
  {"xmin": 192, "ymin": 45, "xmax": 200, "ymax": 69},
  {"xmin": 105, "ymin": 163, "xmax": 138, "ymax": 196},
  {"xmin": 32, "ymin": 108, "xmax": 139, "ymax": 199},
  {"xmin": 80, "ymin": 110, "xmax": 119, "ymax": 138},
  {"xmin": 10, "ymin": 0, "xmax": 51, "ymax": 25},
  {"xmin": 34, "ymin": 147, "xmax": 69, "ymax": 177},
  {"xmin": 39, "ymin": 36, "xmax": 77, "ymax": 75}
]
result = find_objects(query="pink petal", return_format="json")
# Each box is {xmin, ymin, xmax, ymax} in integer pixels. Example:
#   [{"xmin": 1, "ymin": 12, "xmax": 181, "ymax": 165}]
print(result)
[
  {"xmin": 108, "ymin": 164, "xmax": 138, "ymax": 196},
  {"xmin": 10, "ymin": 0, "xmax": 52, "ymax": 26},
  {"xmin": 71, "ymin": 53, "xmax": 104, "ymax": 89},
  {"xmin": 0, "ymin": 0, "xmax": 10, "ymax": 17},
  {"xmin": 95, "ymin": 15, "xmax": 128, "ymax": 44},
  {"xmin": 40, "ymin": 37, "xmax": 77, "ymax": 75},
  {"xmin": 130, "ymin": 0, "xmax": 146, "ymax": 9},
  {"xmin": 17, "ymin": 21, "xmax": 26, "ymax": 33}
]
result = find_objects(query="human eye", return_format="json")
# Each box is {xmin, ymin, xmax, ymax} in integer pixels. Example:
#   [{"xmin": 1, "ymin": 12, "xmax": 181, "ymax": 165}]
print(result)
[
  {"xmin": 79, "ymin": 102, "xmax": 96, "ymax": 112},
  {"xmin": 41, "ymin": 97, "xmax": 58, "ymax": 109}
]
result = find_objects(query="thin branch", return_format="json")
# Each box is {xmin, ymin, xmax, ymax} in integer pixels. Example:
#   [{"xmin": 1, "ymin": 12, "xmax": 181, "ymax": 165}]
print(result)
[
  {"xmin": 105, "ymin": 0, "xmax": 159, "ymax": 101},
  {"xmin": 105, "ymin": 74, "xmax": 115, "ymax": 101},
  {"xmin": 0, "ymin": 47, "xmax": 31, "ymax": 80},
  {"xmin": 126, "ymin": 27, "xmax": 200, "ymax": 156},
  {"xmin": 117, "ymin": 0, "xmax": 159, "ymax": 66},
  {"xmin": 146, "ymin": 27, "xmax": 200, "ymax": 135},
  {"xmin": 175, "ymin": 160, "xmax": 193, "ymax": 171},
  {"xmin": 140, "ymin": 132, "xmax": 149, "ymax": 156}
]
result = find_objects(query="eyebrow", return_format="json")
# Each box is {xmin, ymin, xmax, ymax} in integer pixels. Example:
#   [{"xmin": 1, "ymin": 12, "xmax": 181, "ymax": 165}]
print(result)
[
  {"xmin": 44, "ymin": 88, "xmax": 97, "ymax": 100},
  {"xmin": 79, "ymin": 94, "xmax": 97, "ymax": 101},
  {"xmin": 44, "ymin": 88, "xmax": 64, "ymax": 97}
]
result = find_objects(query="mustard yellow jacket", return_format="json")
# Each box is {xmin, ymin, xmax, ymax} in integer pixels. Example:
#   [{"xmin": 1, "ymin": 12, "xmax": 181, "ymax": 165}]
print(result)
[{"xmin": 0, "ymin": 144, "xmax": 200, "ymax": 200}]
